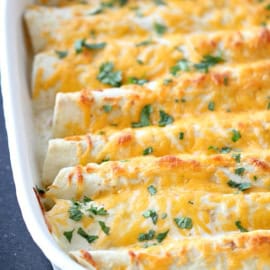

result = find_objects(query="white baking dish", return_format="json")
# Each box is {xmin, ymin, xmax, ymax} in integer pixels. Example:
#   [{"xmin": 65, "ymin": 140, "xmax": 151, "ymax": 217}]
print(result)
[{"xmin": 0, "ymin": 1, "xmax": 85, "ymax": 269}]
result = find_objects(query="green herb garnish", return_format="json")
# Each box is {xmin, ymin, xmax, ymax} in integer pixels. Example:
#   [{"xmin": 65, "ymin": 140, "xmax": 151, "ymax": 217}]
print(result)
[
  {"xmin": 132, "ymin": 105, "xmax": 152, "ymax": 128},
  {"xmin": 97, "ymin": 62, "xmax": 122, "ymax": 87},
  {"xmin": 235, "ymin": 167, "xmax": 245, "ymax": 176},
  {"xmin": 88, "ymin": 205, "xmax": 108, "ymax": 216},
  {"xmin": 179, "ymin": 132, "xmax": 184, "ymax": 140},
  {"xmin": 69, "ymin": 202, "xmax": 83, "ymax": 221},
  {"xmin": 235, "ymin": 221, "xmax": 248, "ymax": 232},
  {"xmin": 158, "ymin": 110, "xmax": 174, "ymax": 127},
  {"xmin": 138, "ymin": 229, "xmax": 155, "ymax": 241},
  {"xmin": 227, "ymin": 180, "xmax": 251, "ymax": 191},
  {"xmin": 128, "ymin": 77, "xmax": 148, "ymax": 85},
  {"xmin": 194, "ymin": 54, "xmax": 224, "ymax": 73},
  {"xmin": 231, "ymin": 129, "xmax": 241, "ymax": 142},
  {"xmin": 55, "ymin": 50, "xmax": 68, "ymax": 59},
  {"xmin": 208, "ymin": 101, "xmax": 215, "ymax": 111},
  {"xmin": 142, "ymin": 209, "xmax": 158, "ymax": 225},
  {"xmin": 102, "ymin": 104, "xmax": 112, "ymax": 113},
  {"xmin": 143, "ymin": 147, "xmax": 153, "ymax": 155},
  {"xmin": 153, "ymin": 22, "xmax": 167, "ymax": 35},
  {"xmin": 77, "ymin": 227, "xmax": 99, "ymax": 243},
  {"xmin": 63, "ymin": 230, "xmax": 74, "ymax": 243},
  {"xmin": 147, "ymin": 185, "xmax": 157, "ymax": 195},
  {"xmin": 98, "ymin": 221, "xmax": 110, "ymax": 235},
  {"xmin": 174, "ymin": 216, "xmax": 193, "ymax": 229},
  {"xmin": 156, "ymin": 230, "xmax": 169, "ymax": 243}
]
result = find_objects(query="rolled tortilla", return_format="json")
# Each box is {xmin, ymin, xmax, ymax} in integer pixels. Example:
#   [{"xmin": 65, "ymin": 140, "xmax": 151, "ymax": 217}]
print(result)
[
  {"xmin": 45, "ymin": 191, "xmax": 270, "ymax": 252},
  {"xmin": 46, "ymin": 152, "xmax": 270, "ymax": 200},
  {"xmin": 53, "ymin": 59, "xmax": 270, "ymax": 137},
  {"xmin": 69, "ymin": 231, "xmax": 270, "ymax": 270},
  {"xmin": 25, "ymin": 4, "xmax": 268, "ymax": 53},
  {"xmin": 43, "ymin": 110, "xmax": 270, "ymax": 185},
  {"xmin": 33, "ymin": 26, "xmax": 270, "ymax": 110}
]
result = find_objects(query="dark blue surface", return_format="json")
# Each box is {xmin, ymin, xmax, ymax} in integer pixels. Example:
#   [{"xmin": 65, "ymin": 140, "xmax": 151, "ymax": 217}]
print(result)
[{"xmin": 0, "ymin": 89, "xmax": 52, "ymax": 270}]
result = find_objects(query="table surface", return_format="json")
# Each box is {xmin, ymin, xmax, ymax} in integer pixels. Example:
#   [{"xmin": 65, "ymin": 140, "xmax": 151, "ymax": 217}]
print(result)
[{"xmin": 0, "ymin": 88, "xmax": 52, "ymax": 270}]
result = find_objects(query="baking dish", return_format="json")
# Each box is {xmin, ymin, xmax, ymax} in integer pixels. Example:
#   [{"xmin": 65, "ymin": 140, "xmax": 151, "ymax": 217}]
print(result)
[{"xmin": 0, "ymin": 1, "xmax": 85, "ymax": 269}]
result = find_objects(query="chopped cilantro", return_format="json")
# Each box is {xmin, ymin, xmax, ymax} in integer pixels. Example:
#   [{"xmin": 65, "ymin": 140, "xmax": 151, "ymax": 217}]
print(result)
[
  {"xmin": 267, "ymin": 102, "xmax": 270, "ymax": 110},
  {"xmin": 208, "ymin": 101, "xmax": 215, "ymax": 111},
  {"xmin": 98, "ymin": 221, "xmax": 110, "ymax": 235},
  {"xmin": 174, "ymin": 216, "xmax": 193, "ymax": 229},
  {"xmin": 55, "ymin": 50, "xmax": 68, "ymax": 59},
  {"xmin": 143, "ymin": 146, "xmax": 153, "ymax": 155},
  {"xmin": 208, "ymin": 145, "xmax": 219, "ymax": 152},
  {"xmin": 232, "ymin": 153, "xmax": 241, "ymax": 163},
  {"xmin": 265, "ymin": 4, "xmax": 270, "ymax": 10},
  {"xmin": 128, "ymin": 77, "xmax": 148, "ymax": 85},
  {"xmin": 138, "ymin": 229, "xmax": 155, "ymax": 241},
  {"xmin": 142, "ymin": 209, "xmax": 158, "ymax": 225},
  {"xmin": 253, "ymin": 176, "xmax": 258, "ymax": 181},
  {"xmin": 153, "ymin": 22, "xmax": 167, "ymax": 35},
  {"xmin": 231, "ymin": 129, "xmax": 241, "ymax": 142},
  {"xmin": 132, "ymin": 104, "xmax": 152, "ymax": 128},
  {"xmin": 147, "ymin": 185, "xmax": 157, "ymax": 195},
  {"xmin": 194, "ymin": 54, "xmax": 224, "ymax": 73},
  {"xmin": 102, "ymin": 104, "xmax": 112, "ymax": 113},
  {"xmin": 63, "ymin": 230, "xmax": 74, "ymax": 243},
  {"xmin": 137, "ymin": 59, "xmax": 144, "ymax": 65},
  {"xmin": 235, "ymin": 167, "xmax": 245, "ymax": 176},
  {"xmin": 227, "ymin": 180, "xmax": 251, "ymax": 191},
  {"xmin": 119, "ymin": 0, "xmax": 128, "ymax": 6},
  {"xmin": 97, "ymin": 62, "xmax": 122, "ymax": 87},
  {"xmin": 136, "ymin": 40, "xmax": 153, "ymax": 47},
  {"xmin": 156, "ymin": 230, "xmax": 169, "ymax": 243},
  {"xmin": 83, "ymin": 42, "xmax": 107, "ymax": 50},
  {"xmin": 88, "ymin": 205, "xmax": 108, "ymax": 216},
  {"xmin": 158, "ymin": 110, "xmax": 174, "ymax": 127},
  {"xmin": 220, "ymin": 147, "xmax": 232, "ymax": 154},
  {"xmin": 69, "ymin": 202, "xmax": 83, "ymax": 221},
  {"xmin": 170, "ymin": 59, "xmax": 190, "ymax": 75},
  {"xmin": 74, "ymin": 39, "xmax": 85, "ymax": 53},
  {"xmin": 179, "ymin": 132, "xmax": 184, "ymax": 140},
  {"xmin": 82, "ymin": 196, "xmax": 92, "ymax": 203},
  {"xmin": 235, "ymin": 221, "xmax": 248, "ymax": 232},
  {"xmin": 77, "ymin": 227, "xmax": 99, "ymax": 243}
]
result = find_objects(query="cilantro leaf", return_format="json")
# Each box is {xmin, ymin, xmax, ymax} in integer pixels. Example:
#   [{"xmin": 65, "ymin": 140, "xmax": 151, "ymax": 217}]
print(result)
[
  {"xmin": 147, "ymin": 185, "xmax": 157, "ymax": 196},
  {"xmin": 156, "ymin": 230, "xmax": 169, "ymax": 243},
  {"xmin": 69, "ymin": 202, "xmax": 83, "ymax": 221},
  {"xmin": 235, "ymin": 221, "xmax": 248, "ymax": 232},
  {"xmin": 77, "ymin": 227, "xmax": 99, "ymax": 243},
  {"xmin": 63, "ymin": 230, "xmax": 74, "ymax": 243},
  {"xmin": 128, "ymin": 77, "xmax": 148, "ymax": 85},
  {"xmin": 174, "ymin": 216, "xmax": 193, "ymax": 229},
  {"xmin": 235, "ymin": 167, "xmax": 245, "ymax": 176},
  {"xmin": 170, "ymin": 59, "xmax": 190, "ymax": 75},
  {"xmin": 179, "ymin": 132, "xmax": 184, "ymax": 140},
  {"xmin": 88, "ymin": 205, "xmax": 108, "ymax": 216},
  {"xmin": 143, "ymin": 147, "xmax": 153, "ymax": 155},
  {"xmin": 208, "ymin": 101, "xmax": 215, "ymax": 111},
  {"xmin": 98, "ymin": 221, "xmax": 110, "ymax": 235},
  {"xmin": 132, "ymin": 105, "xmax": 152, "ymax": 128},
  {"xmin": 227, "ymin": 180, "xmax": 251, "ymax": 191},
  {"xmin": 97, "ymin": 62, "xmax": 122, "ymax": 87},
  {"xmin": 142, "ymin": 209, "xmax": 158, "ymax": 225},
  {"xmin": 55, "ymin": 50, "xmax": 68, "ymax": 59},
  {"xmin": 102, "ymin": 104, "xmax": 112, "ymax": 113},
  {"xmin": 231, "ymin": 129, "xmax": 241, "ymax": 142},
  {"xmin": 153, "ymin": 22, "xmax": 167, "ymax": 35},
  {"xmin": 194, "ymin": 54, "xmax": 224, "ymax": 73},
  {"xmin": 138, "ymin": 229, "xmax": 155, "ymax": 241},
  {"xmin": 158, "ymin": 110, "xmax": 174, "ymax": 127}
]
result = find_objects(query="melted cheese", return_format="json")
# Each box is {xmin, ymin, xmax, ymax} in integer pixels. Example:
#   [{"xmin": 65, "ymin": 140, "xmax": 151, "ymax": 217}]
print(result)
[
  {"xmin": 43, "ymin": 110, "xmax": 270, "ymax": 185},
  {"xmin": 26, "ymin": 0, "xmax": 270, "ymax": 269},
  {"xmin": 52, "ymin": 59, "xmax": 270, "ymax": 137},
  {"xmin": 32, "ymin": 26, "xmax": 270, "ymax": 110},
  {"xmin": 69, "ymin": 231, "xmax": 270, "ymax": 270},
  {"xmin": 25, "ymin": 2, "xmax": 270, "ymax": 53},
  {"xmin": 46, "ymin": 192, "xmax": 270, "ymax": 252},
  {"xmin": 46, "ymin": 152, "xmax": 270, "ymax": 200}
]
